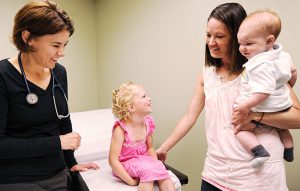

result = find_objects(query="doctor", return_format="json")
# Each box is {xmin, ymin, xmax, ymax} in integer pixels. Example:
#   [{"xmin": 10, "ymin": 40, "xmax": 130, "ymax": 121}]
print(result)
[{"xmin": 0, "ymin": 1, "xmax": 99, "ymax": 190}]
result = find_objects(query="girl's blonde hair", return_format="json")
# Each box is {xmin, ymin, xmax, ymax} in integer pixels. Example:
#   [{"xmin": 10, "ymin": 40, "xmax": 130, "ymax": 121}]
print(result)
[{"xmin": 112, "ymin": 82, "xmax": 136, "ymax": 120}]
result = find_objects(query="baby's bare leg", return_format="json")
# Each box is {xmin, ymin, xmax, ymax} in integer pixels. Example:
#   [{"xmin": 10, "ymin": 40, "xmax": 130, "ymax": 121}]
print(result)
[
  {"xmin": 237, "ymin": 130, "xmax": 270, "ymax": 169},
  {"xmin": 277, "ymin": 129, "xmax": 294, "ymax": 162},
  {"xmin": 277, "ymin": 129, "xmax": 294, "ymax": 148},
  {"xmin": 236, "ymin": 130, "xmax": 261, "ymax": 152}
]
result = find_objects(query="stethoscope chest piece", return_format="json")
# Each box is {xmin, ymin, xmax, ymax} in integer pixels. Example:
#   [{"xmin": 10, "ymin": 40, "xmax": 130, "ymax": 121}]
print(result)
[
  {"xmin": 18, "ymin": 52, "xmax": 69, "ymax": 119},
  {"xmin": 26, "ymin": 93, "xmax": 38, "ymax": 105}
]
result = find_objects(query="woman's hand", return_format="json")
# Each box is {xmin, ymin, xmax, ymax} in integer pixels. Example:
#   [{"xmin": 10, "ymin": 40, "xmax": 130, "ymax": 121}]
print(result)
[
  {"xmin": 156, "ymin": 147, "xmax": 168, "ymax": 162},
  {"xmin": 59, "ymin": 132, "xmax": 81, "ymax": 150},
  {"xmin": 70, "ymin": 162, "xmax": 100, "ymax": 172}
]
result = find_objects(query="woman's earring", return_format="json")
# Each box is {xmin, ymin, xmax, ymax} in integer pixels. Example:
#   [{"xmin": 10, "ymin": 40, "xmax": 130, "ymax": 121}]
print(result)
[{"xmin": 27, "ymin": 43, "xmax": 33, "ymax": 50}]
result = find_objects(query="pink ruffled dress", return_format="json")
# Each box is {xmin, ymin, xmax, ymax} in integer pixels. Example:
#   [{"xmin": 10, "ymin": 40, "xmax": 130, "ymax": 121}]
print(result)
[{"xmin": 113, "ymin": 116, "xmax": 170, "ymax": 182}]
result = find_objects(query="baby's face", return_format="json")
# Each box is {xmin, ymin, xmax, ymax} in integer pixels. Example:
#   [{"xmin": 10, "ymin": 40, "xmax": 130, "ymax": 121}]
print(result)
[{"xmin": 237, "ymin": 21, "xmax": 269, "ymax": 60}]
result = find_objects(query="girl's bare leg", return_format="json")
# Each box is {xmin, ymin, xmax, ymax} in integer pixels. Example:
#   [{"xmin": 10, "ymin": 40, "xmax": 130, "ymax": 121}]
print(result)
[
  {"xmin": 138, "ymin": 181, "xmax": 154, "ymax": 191},
  {"xmin": 157, "ymin": 178, "xmax": 175, "ymax": 191}
]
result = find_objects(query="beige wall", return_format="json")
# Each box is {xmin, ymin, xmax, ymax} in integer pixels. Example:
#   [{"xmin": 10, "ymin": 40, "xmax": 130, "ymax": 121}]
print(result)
[
  {"xmin": 0, "ymin": 0, "xmax": 99, "ymax": 112},
  {"xmin": 95, "ymin": 0, "xmax": 300, "ymax": 191},
  {"xmin": 56, "ymin": 0, "xmax": 99, "ymax": 112},
  {"xmin": 1, "ymin": 0, "xmax": 300, "ymax": 191}
]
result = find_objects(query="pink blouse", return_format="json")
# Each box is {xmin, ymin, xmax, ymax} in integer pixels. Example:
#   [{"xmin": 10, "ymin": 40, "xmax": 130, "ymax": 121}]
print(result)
[{"xmin": 202, "ymin": 66, "xmax": 288, "ymax": 191}]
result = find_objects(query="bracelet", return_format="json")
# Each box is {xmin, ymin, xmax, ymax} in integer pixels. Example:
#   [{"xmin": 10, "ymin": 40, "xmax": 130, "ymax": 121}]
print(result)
[
  {"xmin": 258, "ymin": 112, "xmax": 264, "ymax": 122},
  {"xmin": 253, "ymin": 112, "xmax": 264, "ymax": 128}
]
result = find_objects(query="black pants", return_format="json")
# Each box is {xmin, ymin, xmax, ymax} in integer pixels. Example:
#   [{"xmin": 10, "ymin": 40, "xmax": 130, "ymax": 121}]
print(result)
[
  {"xmin": 201, "ymin": 179, "xmax": 222, "ymax": 191},
  {"xmin": 0, "ymin": 169, "xmax": 68, "ymax": 191}
]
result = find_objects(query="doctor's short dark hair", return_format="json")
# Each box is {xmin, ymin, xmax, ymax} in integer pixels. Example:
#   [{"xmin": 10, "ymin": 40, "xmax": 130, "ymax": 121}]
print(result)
[{"xmin": 12, "ymin": 0, "xmax": 74, "ymax": 52}]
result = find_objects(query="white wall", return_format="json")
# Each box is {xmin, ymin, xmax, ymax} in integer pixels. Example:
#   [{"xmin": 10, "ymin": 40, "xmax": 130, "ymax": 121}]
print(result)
[{"xmin": 95, "ymin": 0, "xmax": 300, "ymax": 191}]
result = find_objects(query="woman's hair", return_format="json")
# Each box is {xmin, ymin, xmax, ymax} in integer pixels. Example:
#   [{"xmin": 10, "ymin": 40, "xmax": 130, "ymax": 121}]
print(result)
[
  {"xmin": 205, "ymin": 2, "xmax": 247, "ymax": 74},
  {"xmin": 12, "ymin": 0, "xmax": 74, "ymax": 52},
  {"xmin": 112, "ymin": 82, "xmax": 136, "ymax": 120}
]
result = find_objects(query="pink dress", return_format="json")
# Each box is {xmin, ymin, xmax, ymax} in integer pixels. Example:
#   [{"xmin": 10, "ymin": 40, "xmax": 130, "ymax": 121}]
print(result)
[{"xmin": 113, "ymin": 116, "xmax": 170, "ymax": 182}]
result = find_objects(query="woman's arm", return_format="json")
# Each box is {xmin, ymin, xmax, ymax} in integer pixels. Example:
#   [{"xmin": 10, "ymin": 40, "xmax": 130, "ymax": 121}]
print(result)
[
  {"xmin": 234, "ymin": 86, "xmax": 300, "ymax": 132},
  {"xmin": 108, "ymin": 126, "xmax": 139, "ymax": 186},
  {"xmin": 157, "ymin": 74, "xmax": 205, "ymax": 161},
  {"xmin": 54, "ymin": 65, "xmax": 77, "ymax": 167},
  {"xmin": 258, "ymin": 87, "xmax": 300, "ymax": 129},
  {"xmin": 234, "ymin": 92, "xmax": 269, "ymax": 121}
]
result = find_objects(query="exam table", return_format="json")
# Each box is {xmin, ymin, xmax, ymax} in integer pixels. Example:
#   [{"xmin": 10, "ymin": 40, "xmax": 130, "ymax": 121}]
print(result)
[{"xmin": 70, "ymin": 109, "xmax": 188, "ymax": 191}]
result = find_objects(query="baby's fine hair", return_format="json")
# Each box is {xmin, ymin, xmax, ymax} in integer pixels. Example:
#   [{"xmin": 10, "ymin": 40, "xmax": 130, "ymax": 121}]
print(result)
[
  {"xmin": 247, "ymin": 10, "xmax": 281, "ymax": 40},
  {"xmin": 112, "ymin": 82, "xmax": 136, "ymax": 120}
]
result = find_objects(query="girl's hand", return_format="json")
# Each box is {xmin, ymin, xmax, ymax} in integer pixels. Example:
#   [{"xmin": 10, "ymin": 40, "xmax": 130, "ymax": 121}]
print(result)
[
  {"xmin": 128, "ymin": 177, "xmax": 139, "ymax": 186},
  {"xmin": 70, "ymin": 162, "xmax": 100, "ymax": 172},
  {"xmin": 156, "ymin": 147, "xmax": 167, "ymax": 162}
]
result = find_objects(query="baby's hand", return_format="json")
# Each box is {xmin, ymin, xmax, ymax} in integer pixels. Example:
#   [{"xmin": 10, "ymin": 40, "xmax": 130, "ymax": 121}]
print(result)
[
  {"xmin": 233, "ymin": 102, "xmax": 251, "ymax": 123},
  {"xmin": 233, "ymin": 110, "xmax": 255, "ymax": 134}
]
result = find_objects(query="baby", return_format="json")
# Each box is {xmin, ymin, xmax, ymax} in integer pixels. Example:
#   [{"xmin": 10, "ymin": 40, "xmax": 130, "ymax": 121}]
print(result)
[{"xmin": 235, "ymin": 10, "xmax": 296, "ymax": 169}]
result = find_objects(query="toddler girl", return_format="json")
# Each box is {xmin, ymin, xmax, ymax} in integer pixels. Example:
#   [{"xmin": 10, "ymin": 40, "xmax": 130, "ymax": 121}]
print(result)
[{"xmin": 109, "ymin": 82, "xmax": 175, "ymax": 191}]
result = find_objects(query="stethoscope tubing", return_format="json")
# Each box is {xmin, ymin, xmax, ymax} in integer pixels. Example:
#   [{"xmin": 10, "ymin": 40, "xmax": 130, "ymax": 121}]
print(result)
[
  {"xmin": 18, "ymin": 52, "xmax": 32, "ymax": 94},
  {"xmin": 17, "ymin": 52, "xmax": 69, "ymax": 119}
]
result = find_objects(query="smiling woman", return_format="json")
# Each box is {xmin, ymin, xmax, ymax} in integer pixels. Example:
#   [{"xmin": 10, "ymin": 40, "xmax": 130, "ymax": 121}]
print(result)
[
  {"xmin": 156, "ymin": 2, "xmax": 300, "ymax": 191},
  {"xmin": 19, "ymin": 30, "xmax": 70, "ymax": 69},
  {"xmin": 0, "ymin": 1, "xmax": 99, "ymax": 190}
]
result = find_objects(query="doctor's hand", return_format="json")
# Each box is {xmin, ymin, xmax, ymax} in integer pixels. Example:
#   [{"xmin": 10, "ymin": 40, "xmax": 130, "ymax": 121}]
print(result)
[
  {"xmin": 70, "ymin": 162, "xmax": 100, "ymax": 172},
  {"xmin": 156, "ymin": 147, "xmax": 168, "ymax": 162},
  {"xmin": 59, "ymin": 132, "xmax": 81, "ymax": 150}
]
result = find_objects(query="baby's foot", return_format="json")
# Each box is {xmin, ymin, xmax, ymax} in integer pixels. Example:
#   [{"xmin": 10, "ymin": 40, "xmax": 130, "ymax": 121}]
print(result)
[
  {"xmin": 250, "ymin": 156, "xmax": 270, "ymax": 169},
  {"xmin": 284, "ymin": 147, "xmax": 294, "ymax": 162}
]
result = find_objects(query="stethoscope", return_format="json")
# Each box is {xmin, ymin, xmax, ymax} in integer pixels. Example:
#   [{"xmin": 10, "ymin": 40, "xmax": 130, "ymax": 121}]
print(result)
[{"xmin": 18, "ymin": 52, "xmax": 70, "ymax": 119}]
